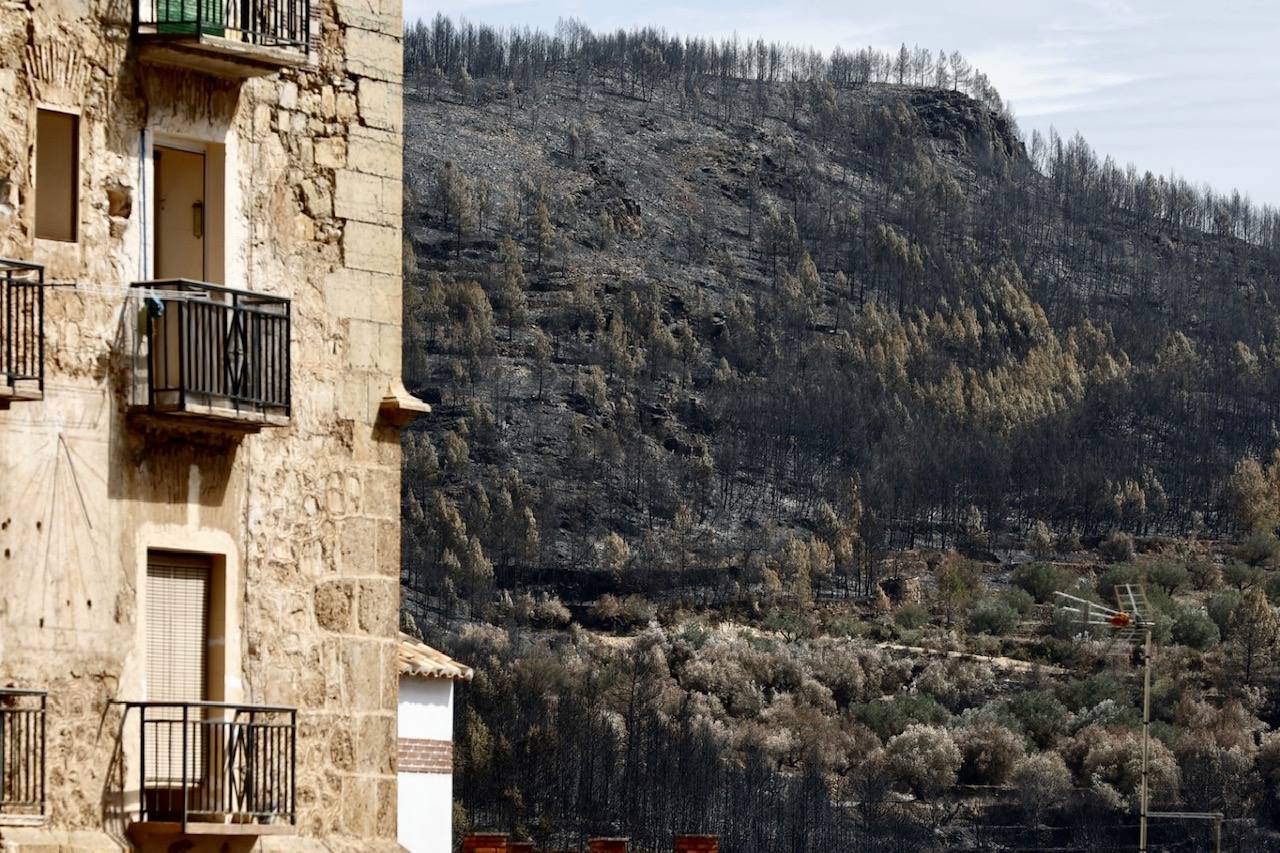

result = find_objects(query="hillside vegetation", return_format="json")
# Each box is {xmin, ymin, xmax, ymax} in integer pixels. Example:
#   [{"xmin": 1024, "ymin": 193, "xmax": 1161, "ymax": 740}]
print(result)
[{"xmin": 396, "ymin": 16, "xmax": 1280, "ymax": 851}]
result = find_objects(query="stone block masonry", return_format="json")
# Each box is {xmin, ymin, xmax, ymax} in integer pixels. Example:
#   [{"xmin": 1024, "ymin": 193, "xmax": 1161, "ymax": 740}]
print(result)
[{"xmin": 0, "ymin": 0, "xmax": 417, "ymax": 850}]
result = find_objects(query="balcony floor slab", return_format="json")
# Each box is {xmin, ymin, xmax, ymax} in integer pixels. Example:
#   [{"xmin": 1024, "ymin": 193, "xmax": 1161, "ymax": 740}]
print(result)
[
  {"xmin": 136, "ymin": 35, "xmax": 309, "ymax": 78},
  {"xmin": 129, "ymin": 820, "xmax": 294, "ymax": 840}
]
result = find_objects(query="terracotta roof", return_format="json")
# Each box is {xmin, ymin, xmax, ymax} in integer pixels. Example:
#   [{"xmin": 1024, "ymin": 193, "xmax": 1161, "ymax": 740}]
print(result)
[{"xmin": 398, "ymin": 634, "xmax": 474, "ymax": 681}]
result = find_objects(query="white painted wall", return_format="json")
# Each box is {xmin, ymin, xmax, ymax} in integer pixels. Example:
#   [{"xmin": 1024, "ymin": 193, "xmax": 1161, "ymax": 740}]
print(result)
[
  {"xmin": 398, "ymin": 677, "xmax": 455, "ymax": 853},
  {"xmin": 399, "ymin": 771, "xmax": 453, "ymax": 853},
  {"xmin": 399, "ymin": 677, "xmax": 454, "ymax": 740}
]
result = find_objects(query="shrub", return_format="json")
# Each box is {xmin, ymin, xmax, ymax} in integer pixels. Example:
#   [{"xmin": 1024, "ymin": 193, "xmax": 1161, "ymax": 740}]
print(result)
[
  {"xmin": 1011, "ymin": 752, "xmax": 1071, "ymax": 825},
  {"xmin": 1208, "ymin": 589, "xmax": 1244, "ymax": 638},
  {"xmin": 1175, "ymin": 732, "xmax": 1257, "ymax": 815},
  {"xmin": 1008, "ymin": 690, "xmax": 1069, "ymax": 749},
  {"xmin": 1001, "ymin": 587, "xmax": 1036, "ymax": 616},
  {"xmin": 1187, "ymin": 556, "xmax": 1222, "ymax": 590},
  {"xmin": 968, "ymin": 599, "xmax": 1020, "ymax": 636},
  {"xmin": 588, "ymin": 593, "xmax": 654, "ymax": 631},
  {"xmin": 1145, "ymin": 560, "xmax": 1189, "ymax": 593},
  {"xmin": 763, "ymin": 607, "xmax": 817, "ymax": 641},
  {"xmin": 1238, "ymin": 531, "xmax": 1280, "ymax": 567},
  {"xmin": 1099, "ymin": 531, "xmax": 1135, "ymax": 563},
  {"xmin": 1012, "ymin": 563, "xmax": 1065, "ymax": 603},
  {"xmin": 1095, "ymin": 563, "xmax": 1143, "ymax": 600},
  {"xmin": 1055, "ymin": 672, "xmax": 1127, "ymax": 714},
  {"xmin": 856, "ymin": 694, "xmax": 949, "ymax": 740},
  {"xmin": 589, "ymin": 594, "xmax": 623, "ymax": 627},
  {"xmin": 954, "ymin": 721, "xmax": 1024, "ymax": 785},
  {"xmin": 1256, "ymin": 733, "xmax": 1280, "ymax": 827},
  {"xmin": 1070, "ymin": 698, "xmax": 1137, "ymax": 732},
  {"xmin": 1076, "ymin": 725, "xmax": 1180, "ymax": 809},
  {"xmin": 913, "ymin": 659, "xmax": 995, "ymax": 713},
  {"xmin": 1225, "ymin": 560, "xmax": 1264, "ymax": 590},
  {"xmin": 675, "ymin": 622, "xmax": 710, "ymax": 649},
  {"xmin": 1170, "ymin": 605, "xmax": 1220, "ymax": 651},
  {"xmin": 886, "ymin": 724, "xmax": 962, "ymax": 798},
  {"xmin": 531, "ymin": 593, "xmax": 572, "ymax": 628},
  {"xmin": 895, "ymin": 603, "xmax": 930, "ymax": 630}
]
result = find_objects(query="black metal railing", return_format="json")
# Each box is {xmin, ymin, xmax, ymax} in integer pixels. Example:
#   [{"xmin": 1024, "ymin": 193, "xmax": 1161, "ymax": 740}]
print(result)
[
  {"xmin": 1, "ymin": 260, "xmax": 44, "ymax": 398},
  {"xmin": 128, "ymin": 701, "xmax": 296, "ymax": 830},
  {"xmin": 132, "ymin": 280, "xmax": 291, "ymax": 420},
  {"xmin": 132, "ymin": 0, "xmax": 310, "ymax": 52},
  {"xmin": 0, "ymin": 689, "xmax": 47, "ymax": 819}
]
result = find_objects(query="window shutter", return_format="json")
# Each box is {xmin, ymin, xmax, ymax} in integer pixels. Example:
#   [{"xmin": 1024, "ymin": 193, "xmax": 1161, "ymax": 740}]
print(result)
[
  {"xmin": 146, "ymin": 553, "xmax": 210, "ymax": 785},
  {"xmin": 147, "ymin": 554, "xmax": 209, "ymax": 702}
]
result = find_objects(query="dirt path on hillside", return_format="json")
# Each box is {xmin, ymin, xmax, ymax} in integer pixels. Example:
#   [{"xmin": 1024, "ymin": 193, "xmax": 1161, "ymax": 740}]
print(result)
[{"xmin": 876, "ymin": 641, "xmax": 1066, "ymax": 675}]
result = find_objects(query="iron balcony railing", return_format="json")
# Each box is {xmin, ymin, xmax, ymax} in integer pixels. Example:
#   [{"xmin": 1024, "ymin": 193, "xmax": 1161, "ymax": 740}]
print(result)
[
  {"xmin": 0, "ymin": 689, "xmax": 47, "ymax": 820},
  {"xmin": 1, "ymin": 260, "xmax": 44, "ymax": 399},
  {"xmin": 132, "ymin": 280, "xmax": 291, "ymax": 421},
  {"xmin": 128, "ymin": 701, "xmax": 296, "ymax": 830},
  {"xmin": 132, "ymin": 0, "xmax": 310, "ymax": 52}
]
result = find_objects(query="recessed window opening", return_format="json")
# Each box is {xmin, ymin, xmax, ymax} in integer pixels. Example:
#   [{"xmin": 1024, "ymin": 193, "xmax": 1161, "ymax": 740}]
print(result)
[{"xmin": 35, "ymin": 109, "xmax": 79, "ymax": 242}]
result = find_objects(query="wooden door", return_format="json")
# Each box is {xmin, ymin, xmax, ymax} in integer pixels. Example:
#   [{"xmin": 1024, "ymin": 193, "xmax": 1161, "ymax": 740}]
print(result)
[{"xmin": 155, "ymin": 146, "xmax": 206, "ymax": 282}]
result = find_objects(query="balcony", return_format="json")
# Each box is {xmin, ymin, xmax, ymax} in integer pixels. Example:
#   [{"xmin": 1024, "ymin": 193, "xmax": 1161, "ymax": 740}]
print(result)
[
  {"xmin": 126, "ymin": 701, "xmax": 296, "ymax": 839},
  {"xmin": 0, "ymin": 689, "xmax": 46, "ymax": 824},
  {"xmin": 0, "ymin": 260, "xmax": 44, "ymax": 407},
  {"xmin": 130, "ymin": 280, "xmax": 290, "ymax": 432},
  {"xmin": 131, "ymin": 0, "xmax": 311, "ymax": 78}
]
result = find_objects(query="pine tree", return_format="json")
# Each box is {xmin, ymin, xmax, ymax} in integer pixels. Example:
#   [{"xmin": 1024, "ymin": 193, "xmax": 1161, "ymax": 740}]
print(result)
[
  {"xmin": 437, "ymin": 161, "xmax": 473, "ymax": 255},
  {"xmin": 530, "ymin": 327, "xmax": 552, "ymax": 400},
  {"xmin": 532, "ymin": 200, "xmax": 555, "ymax": 268},
  {"xmin": 1229, "ymin": 588, "xmax": 1278, "ymax": 685},
  {"xmin": 495, "ymin": 236, "xmax": 528, "ymax": 340}
]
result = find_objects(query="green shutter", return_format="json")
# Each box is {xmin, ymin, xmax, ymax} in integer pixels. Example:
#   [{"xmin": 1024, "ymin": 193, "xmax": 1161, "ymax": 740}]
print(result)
[{"xmin": 155, "ymin": 0, "xmax": 225, "ymax": 37}]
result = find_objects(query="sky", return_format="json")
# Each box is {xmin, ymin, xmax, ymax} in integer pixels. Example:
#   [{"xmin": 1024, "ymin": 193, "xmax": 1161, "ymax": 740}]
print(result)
[{"xmin": 402, "ymin": 0, "xmax": 1280, "ymax": 207}]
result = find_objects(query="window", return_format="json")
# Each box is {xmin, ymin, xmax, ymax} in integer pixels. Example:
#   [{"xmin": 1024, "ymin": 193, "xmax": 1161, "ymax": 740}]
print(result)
[{"xmin": 35, "ymin": 109, "xmax": 78, "ymax": 242}]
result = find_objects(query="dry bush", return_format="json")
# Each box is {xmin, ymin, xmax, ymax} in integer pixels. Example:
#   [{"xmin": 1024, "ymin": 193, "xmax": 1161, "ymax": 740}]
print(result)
[
  {"xmin": 1011, "ymin": 751, "xmax": 1071, "ymax": 825},
  {"xmin": 886, "ymin": 723, "xmax": 962, "ymax": 799},
  {"xmin": 1071, "ymin": 724, "xmax": 1180, "ymax": 810},
  {"xmin": 954, "ymin": 720, "xmax": 1024, "ymax": 785}
]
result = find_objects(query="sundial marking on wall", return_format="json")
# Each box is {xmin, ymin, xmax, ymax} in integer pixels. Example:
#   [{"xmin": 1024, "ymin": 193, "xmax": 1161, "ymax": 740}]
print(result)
[{"xmin": 3, "ymin": 390, "xmax": 112, "ymax": 637}]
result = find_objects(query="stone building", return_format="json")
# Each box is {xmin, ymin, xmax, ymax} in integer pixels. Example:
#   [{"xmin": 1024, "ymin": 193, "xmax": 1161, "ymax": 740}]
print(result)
[
  {"xmin": 396, "ymin": 635, "xmax": 471, "ymax": 853},
  {"xmin": 0, "ymin": 0, "xmax": 423, "ymax": 850}
]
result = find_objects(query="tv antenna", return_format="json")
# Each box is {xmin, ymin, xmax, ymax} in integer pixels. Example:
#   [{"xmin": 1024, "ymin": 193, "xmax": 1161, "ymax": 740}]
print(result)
[{"xmin": 1054, "ymin": 584, "xmax": 1223, "ymax": 853}]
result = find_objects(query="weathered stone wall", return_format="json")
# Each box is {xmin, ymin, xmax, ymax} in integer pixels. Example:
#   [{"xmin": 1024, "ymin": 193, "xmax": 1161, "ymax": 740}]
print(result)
[{"xmin": 0, "ymin": 0, "xmax": 409, "ymax": 849}]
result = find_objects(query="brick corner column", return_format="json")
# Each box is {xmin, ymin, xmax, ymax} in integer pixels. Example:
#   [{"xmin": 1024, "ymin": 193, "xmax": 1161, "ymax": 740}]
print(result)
[
  {"xmin": 674, "ymin": 835, "xmax": 720, "ymax": 853},
  {"xmin": 463, "ymin": 834, "xmax": 510, "ymax": 853},
  {"xmin": 589, "ymin": 838, "xmax": 629, "ymax": 853}
]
